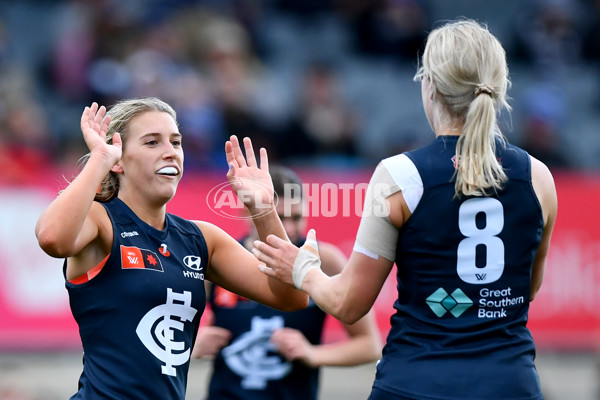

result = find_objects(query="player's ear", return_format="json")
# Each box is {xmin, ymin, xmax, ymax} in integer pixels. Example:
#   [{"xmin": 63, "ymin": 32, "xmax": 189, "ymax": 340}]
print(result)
[{"xmin": 111, "ymin": 163, "xmax": 124, "ymax": 174}]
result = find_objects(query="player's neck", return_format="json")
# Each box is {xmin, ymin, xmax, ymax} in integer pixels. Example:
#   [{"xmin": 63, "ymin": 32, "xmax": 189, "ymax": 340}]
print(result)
[{"xmin": 118, "ymin": 193, "xmax": 167, "ymax": 231}]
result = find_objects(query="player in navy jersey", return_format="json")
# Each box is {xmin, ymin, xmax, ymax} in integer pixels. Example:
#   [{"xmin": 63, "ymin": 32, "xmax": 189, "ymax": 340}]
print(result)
[
  {"xmin": 35, "ymin": 98, "xmax": 307, "ymax": 400},
  {"xmin": 252, "ymin": 19, "xmax": 558, "ymax": 400},
  {"xmin": 191, "ymin": 166, "xmax": 381, "ymax": 400}
]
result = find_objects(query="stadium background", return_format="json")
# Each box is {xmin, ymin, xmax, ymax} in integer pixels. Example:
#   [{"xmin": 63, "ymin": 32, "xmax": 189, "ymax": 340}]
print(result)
[{"xmin": 0, "ymin": 0, "xmax": 598, "ymax": 399}]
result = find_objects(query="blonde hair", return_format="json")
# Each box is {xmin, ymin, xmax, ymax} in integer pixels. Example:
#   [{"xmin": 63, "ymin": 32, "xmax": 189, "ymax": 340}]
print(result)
[
  {"xmin": 82, "ymin": 97, "xmax": 178, "ymax": 202},
  {"xmin": 415, "ymin": 19, "xmax": 511, "ymax": 197}
]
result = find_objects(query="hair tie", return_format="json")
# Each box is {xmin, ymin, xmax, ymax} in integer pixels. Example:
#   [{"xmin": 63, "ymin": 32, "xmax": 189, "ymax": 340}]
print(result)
[{"xmin": 474, "ymin": 83, "xmax": 494, "ymax": 97}]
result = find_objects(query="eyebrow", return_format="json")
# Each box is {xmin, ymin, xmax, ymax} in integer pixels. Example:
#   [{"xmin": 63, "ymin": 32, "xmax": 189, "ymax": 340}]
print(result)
[{"xmin": 139, "ymin": 132, "xmax": 182, "ymax": 140}]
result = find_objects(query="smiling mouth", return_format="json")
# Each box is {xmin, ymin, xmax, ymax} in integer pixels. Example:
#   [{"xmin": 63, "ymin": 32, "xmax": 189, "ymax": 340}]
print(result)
[{"xmin": 157, "ymin": 167, "xmax": 179, "ymax": 176}]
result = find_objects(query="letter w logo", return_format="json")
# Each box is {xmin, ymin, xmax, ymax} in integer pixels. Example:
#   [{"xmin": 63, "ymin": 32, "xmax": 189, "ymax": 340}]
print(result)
[
  {"xmin": 475, "ymin": 273, "xmax": 487, "ymax": 281},
  {"xmin": 128, "ymin": 256, "xmax": 138, "ymax": 264}
]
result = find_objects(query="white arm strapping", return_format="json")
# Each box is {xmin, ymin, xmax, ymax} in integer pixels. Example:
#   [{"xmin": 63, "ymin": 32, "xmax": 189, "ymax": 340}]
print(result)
[
  {"xmin": 292, "ymin": 231, "xmax": 320, "ymax": 290},
  {"xmin": 353, "ymin": 154, "xmax": 423, "ymax": 261}
]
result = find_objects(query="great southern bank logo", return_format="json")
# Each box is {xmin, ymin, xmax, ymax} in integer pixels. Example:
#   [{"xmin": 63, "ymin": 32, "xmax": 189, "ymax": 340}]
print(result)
[{"xmin": 426, "ymin": 288, "xmax": 473, "ymax": 318}]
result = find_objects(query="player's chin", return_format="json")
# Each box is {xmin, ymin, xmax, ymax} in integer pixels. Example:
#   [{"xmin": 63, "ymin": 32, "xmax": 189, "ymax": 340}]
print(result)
[{"xmin": 156, "ymin": 186, "xmax": 179, "ymax": 204}]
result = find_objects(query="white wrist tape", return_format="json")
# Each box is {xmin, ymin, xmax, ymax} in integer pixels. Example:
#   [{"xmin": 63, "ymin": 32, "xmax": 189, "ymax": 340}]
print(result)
[{"xmin": 292, "ymin": 233, "xmax": 320, "ymax": 290}]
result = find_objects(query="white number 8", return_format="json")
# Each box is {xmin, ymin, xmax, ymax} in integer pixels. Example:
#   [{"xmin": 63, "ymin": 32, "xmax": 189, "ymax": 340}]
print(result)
[{"xmin": 457, "ymin": 198, "xmax": 504, "ymax": 284}]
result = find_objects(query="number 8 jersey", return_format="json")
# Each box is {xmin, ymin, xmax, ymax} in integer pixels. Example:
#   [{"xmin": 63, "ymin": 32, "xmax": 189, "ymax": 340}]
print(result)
[{"xmin": 374, "ymin": 135, "xmax": 544, "ymax": 400}]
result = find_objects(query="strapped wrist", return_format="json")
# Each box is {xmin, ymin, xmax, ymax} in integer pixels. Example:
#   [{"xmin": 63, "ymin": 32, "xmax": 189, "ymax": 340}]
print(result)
[{"xmin": 292, "ymin": 236, "xmax": 320, "ymax": 290}]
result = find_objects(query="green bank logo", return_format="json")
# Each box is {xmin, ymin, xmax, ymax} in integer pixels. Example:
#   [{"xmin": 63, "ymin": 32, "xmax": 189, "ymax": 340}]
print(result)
[{"xmin": 426, "ymin": 288, "xmax": 473, "ymax": 318}]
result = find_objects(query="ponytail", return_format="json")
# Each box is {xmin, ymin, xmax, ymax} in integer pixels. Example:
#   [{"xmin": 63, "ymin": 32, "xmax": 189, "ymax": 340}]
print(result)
[
  {"xmin": 454, "ymin": 85, "xmax": 507, "ymax": 197},
  {"xmin": 416, "ymin": 19, "xmax": 512, "ymax": 198}
]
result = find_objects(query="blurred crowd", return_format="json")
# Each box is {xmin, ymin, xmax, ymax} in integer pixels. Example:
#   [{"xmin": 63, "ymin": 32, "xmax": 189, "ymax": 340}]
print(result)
[{"xmin": 1, "ymin": 0, "xmax": 600, "ymax": 180}]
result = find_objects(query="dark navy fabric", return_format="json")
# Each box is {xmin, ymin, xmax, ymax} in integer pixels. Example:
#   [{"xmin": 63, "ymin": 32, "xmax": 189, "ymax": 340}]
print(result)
[
  {"xmin": 205, "ymin": 238, "xmax": 327, "ymax": 400},
  {"xmin": 65, "ymin": 198, "xmax": 208, "ymax": 400},
  {"xmin": 373, "ymin": 136, "xmax": 544, "ymax": 400}
]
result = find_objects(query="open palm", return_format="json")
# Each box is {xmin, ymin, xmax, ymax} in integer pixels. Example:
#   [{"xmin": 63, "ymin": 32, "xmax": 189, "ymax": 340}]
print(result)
[
  {"xmin": 80, "ymin": 102, "xmax": 121, "ymax": 166},
  {"xmin": 225, "ymin": 135, "xmax": 274, "ymax": 215}
]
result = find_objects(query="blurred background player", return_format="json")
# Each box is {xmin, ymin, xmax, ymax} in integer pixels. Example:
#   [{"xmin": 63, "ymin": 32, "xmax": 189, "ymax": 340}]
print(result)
[{"xmin": 192, "ymin": 165, "xmax": 382, "ymax": 400}]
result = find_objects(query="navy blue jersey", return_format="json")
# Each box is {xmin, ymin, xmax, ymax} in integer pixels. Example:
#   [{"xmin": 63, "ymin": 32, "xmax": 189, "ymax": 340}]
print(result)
[
  {"xmin": 373, "ymin": 136, "xmax": 544, "ymax": 400},
  {"xmin": 205, "ymin": 237, "xmax": 326, "ymax": 400},
  {"xmin": 65, "ymin": 198, "xmax": 208, "ymax": 400}
]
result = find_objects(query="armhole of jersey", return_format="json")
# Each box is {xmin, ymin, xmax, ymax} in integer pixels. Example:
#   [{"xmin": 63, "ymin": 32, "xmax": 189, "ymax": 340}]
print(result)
[
  {"xmin": 524, "ymin": 150, "xmax": 544, "ymax": 221},
  {"xmin": 381, "ymin": 153, "xmax": 424, "ymax": 213},
  {"xmin": 67, "ymin": 201, "xmax": 116, "ymax": 285},
  {"xmin": 68, "ymin": 253, "xmax": 111, "ymax": 285},
  {"xmin": 186, "ymin": 218, "xmax": 211, "ymax": 279}
]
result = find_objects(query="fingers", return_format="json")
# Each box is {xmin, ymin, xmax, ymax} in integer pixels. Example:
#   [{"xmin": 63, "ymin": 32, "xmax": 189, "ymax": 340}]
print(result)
[
  {"xmin": 93, "ymin": 105, "xmax": 106, "ymax": 130},
  {"xmin": 81, "ymin": 102, "xmax": 107, "ymax": 133},
  {"xmin": 226, "ymin": 135, "xmax": 266, "ymax": 170},
  {"xmin": 258, "ymin": 263, "xmax": 275, "ymax": 276},
  {"xmin": 303, "ymin": 229, "xmax": 319, "ymax": 255},
  {"xmin": 88, "ymin": 102, "xmax": 98, "ymax": 118},
  {"xmin": 252, "ymin": 246, "xmax": 275, "ymax": 266},
  {"xmin": 81, "ymin": 106, "xmax": 90, "ymax": 130},
  {"xmin": 243, "ymin": 137, "xmax": 257, "ymax": 168},
  {"xmin": 225, "ymin": 140, "xmax": 235, "ymax": 167},
  {"xmin": 229, "ymin": 135, "xmax": 247, "ymax": 169},
  {"xmin": 271, "ymin": 329, "xmax": 308, "ymax": 362},
  {"xmin": 253, "ymin": 235, "xmax": 287, "ymax": 257},
  {"xmin": 266, "ymin": 234, "xmax": 289, "ymax": 248},
  {"xmin": 100, "ymin": 114, "xmax": 111, "ymax": 136},
  {"xmin": 259, "ymin": 147, "xmax": 269, "ymax": 171},
  {"xmin": 112, "ymin": 132, "xmax": 122, "ymax": 148}
]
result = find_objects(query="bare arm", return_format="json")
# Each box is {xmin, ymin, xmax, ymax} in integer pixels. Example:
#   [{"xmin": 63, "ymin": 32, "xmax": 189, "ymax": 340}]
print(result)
[
  {"xmin": 530, "ymin": 156, "xmax": 558, "ymax": 301},
  {"xmin": 302, "ymin": 246, "xmax": 393, "ymax": 324},
  {"xmin": 255, "ymin": 230, "xmax": 394, "ymax": 324},
  {"xmin": 198, "ymin": 221, "xmax": 307, "ymax": 312},
  {"xmin": 254, "ymin": 187, "xmax": 406, "ymax": 324},
  {"xmin": 270, "ymin": 242, "xmax": 382, "ymax": 366},
  {"xmin": 218, "ymin": 136, "xmax": 307, "ymax": 310},
  {"xmin": 35, "ymin": 103, "xmax": 119, "ymax": 279}
]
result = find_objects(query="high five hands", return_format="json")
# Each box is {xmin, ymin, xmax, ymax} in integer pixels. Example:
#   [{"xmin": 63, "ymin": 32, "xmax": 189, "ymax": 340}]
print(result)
[
  {"xmin": 253, "ymin": 229, "xmax": 321, "ymax": 290},
  {"xmin": 225, "ymin": 135, "xmax": 274, "ymax": 217}
]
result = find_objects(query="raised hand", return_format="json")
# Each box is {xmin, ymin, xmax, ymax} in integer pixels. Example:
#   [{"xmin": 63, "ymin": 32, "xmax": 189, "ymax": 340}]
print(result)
[
  {"xmin": 80, "ymin": 102, "xmax": 121, "ymax": 167},
  {"xmin": 225, "ymin": 135, "xmax": 274, "ymax": 216}
]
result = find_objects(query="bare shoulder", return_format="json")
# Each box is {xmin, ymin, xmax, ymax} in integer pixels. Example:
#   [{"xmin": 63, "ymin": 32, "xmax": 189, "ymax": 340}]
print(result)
[
  {"xmin": 530, "ymin": 156, "xmax": 555, "ymax": 188},
  {"xmin": 191, "ymin": 221, "xmax": 228, "ymax": 250},
  {"xmin": 89, "ymin": 201, "xmax": 112, "ymax": 248},
  {"xmin": 529, "ymin": 155, "xmax": 558, "ymax": 224},
  {"xmin": 318, "ymin": 241, "xmax": 348, "ymax": 277}
]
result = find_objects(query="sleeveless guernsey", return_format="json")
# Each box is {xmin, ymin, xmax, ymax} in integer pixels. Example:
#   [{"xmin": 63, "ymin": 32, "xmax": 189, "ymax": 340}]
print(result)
[
  {"xmin": 66, "ymin": 198, "xmax": 208, "ymax": 400},
  {"xmin": 373, "ymin": 136, "xmax": 544, "ymax": 400}
]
